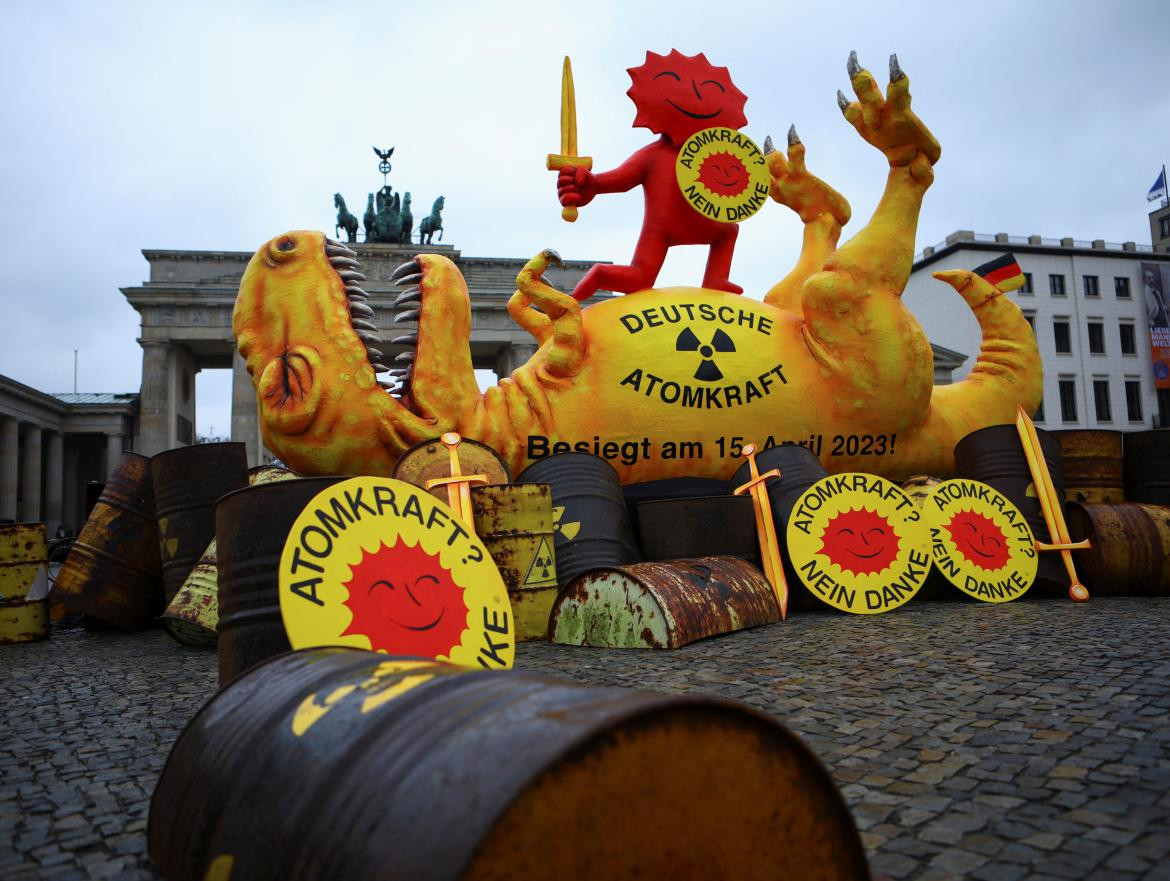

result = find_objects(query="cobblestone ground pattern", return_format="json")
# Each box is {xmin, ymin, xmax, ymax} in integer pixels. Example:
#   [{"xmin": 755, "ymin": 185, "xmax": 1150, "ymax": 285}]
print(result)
[{"xmin": 2, "ymin": 599, "xmax": 1169, "ymax": 880}]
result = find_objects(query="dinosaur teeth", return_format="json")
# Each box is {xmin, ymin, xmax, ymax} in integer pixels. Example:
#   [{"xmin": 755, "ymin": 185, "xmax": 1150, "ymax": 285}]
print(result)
[
  {"xmin": 390, "ymin": 260, "xmax": 421, "ymax": 282},
  {"xmin": 337, "ymin": 270, "xmax": 367, "ymax": 283},
  {"xmin": 390, "ymin": 333, "xmax": 418, "ymax": 346},
  {"xmin": 326, "ymin": 239, "xmax": 357, "ymax": 256},
  {"xmin": 329, "ymin": 256, "xmax": 362, "ymax": 271},
  {"xmin": 393, "ymin": 309, "xmax": 421, "ymax": 325},
  {"xmin": 357, "ymin": 332, "xmax": 382, "ymax": 348},
  {"xmin": 365, "ymin": 347, "xmax": 384, "ymax": 363},
  {"xmin": 377, "ymin": 380, "xmax": 395, "ymax": 390},
  {"xmin": 394, "ymin": 272, "xmax": 423, "ymax": 287},
  {"xmin": 369, "ymin": 362, "xmax": 391, "ymax": 373},
  {"xmin": 346, "ymin": 285, "xmax": 370, "ymax": 299},
  {"xmin": 394, "ymin": 351, "xmax": 415, "ymax": 364},
  {"xmin": 352, "ymin": 319, "xmax": 380, "ymax": 333},
  {"xmin": 349, "ymin": 301, "xmax": 376, "ymax": 321},
  {"xmin": 394, "ymin": 288, "xmax": 421, "ymax": 307}
]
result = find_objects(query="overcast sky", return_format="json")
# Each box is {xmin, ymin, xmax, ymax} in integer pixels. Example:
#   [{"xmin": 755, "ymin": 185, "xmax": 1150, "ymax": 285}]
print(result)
[{"xmin": 2, "ymin": 0, "xmax": 1168, "ymax": 437}]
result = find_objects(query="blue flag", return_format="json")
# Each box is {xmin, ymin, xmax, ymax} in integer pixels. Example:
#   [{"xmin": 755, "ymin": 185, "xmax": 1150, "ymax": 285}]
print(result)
[{"xmin": 1149, "ymin": 168, "xmax": 1168, "ymax": 202}]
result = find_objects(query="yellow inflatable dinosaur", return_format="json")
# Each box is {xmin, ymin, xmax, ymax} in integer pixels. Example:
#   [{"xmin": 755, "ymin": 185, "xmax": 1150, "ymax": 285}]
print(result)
[{"xmin": 233, "ymin": 54, "xmax": 1040, "ymax": 484}]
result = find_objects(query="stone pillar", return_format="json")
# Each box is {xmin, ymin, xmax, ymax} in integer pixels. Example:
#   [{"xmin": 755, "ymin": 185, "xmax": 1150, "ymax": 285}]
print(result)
[
  {"xmin": 0, "ymin": 418, "xmax": 19, "ymax": 521},
  {"xmin": 106, "ymin": 433, "xmax": 125, "ymax": 479},
  {"xmin": 62, "ymin": 439, "xmax": 79, "ymax": 534},
  {"xmin": 231, "ymin": 350, "xmax": 264, "ymax": 467},
  {"xmin": 494, "ymin": 344, "xmax": 538, "ymax": 381},
  {"xmin": 139, "ymin": 339, "xmax": 172, "ymax": 455},
  {"xmin": 44, "ymin": 431, "xmax": 63, "ymax": 536},
  {"xmin": 20, "ymin": 424, "xmax": 42, "ymax": 523}
]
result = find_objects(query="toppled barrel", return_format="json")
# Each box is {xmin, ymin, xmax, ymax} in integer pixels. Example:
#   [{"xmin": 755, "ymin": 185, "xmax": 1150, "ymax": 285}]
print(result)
[
  {"xmin": 50, "ymin": 453, "xmax": 163, "ymax": 629},
  {"xmin": 148, "ymin": 647, "xmax": 868, "ymax": 881},
  {"xmin": 550, "ymin": 556, "xmax": 779, "ymax": 649},
  {"xmin": 1065, "ymin": 502, "xmax": 1170, "ymax": 596}
]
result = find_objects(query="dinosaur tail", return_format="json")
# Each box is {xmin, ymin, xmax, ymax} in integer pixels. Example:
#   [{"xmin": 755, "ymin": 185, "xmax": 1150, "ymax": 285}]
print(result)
[{"xmin": 891, "ymin": 269, "xmax": 1043, "ymax": 479}]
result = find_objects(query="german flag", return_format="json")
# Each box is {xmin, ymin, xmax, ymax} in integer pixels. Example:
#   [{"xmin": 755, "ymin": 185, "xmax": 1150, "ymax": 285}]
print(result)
[{"xmin": 974, "ymin": 253, "xmax": 1026, "ymax": 292}]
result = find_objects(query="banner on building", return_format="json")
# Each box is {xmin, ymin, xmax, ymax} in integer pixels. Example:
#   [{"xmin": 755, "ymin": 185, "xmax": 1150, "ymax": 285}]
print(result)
[{"xmin": 1141, "ymin": 263, "xmax": 1170, "ymax": 390}]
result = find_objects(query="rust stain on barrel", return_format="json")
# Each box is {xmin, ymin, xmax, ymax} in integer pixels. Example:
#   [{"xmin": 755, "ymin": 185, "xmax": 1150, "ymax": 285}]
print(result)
[
  {"xmin": 0, "ymin": 523, "xmax": 47, "ymax": 601},
  {"xmin": 1066, "ymin": 502, "xmax": 1170, "ymax": 596},
  {"xmin": 1053, "ymin": 430, "xmax": 1124, "ymax": 504}
]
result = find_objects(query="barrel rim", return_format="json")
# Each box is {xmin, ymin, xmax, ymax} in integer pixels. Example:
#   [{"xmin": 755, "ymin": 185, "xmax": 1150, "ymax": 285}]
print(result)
[{"xmin": 214, "ymin": 475, "xmax": 345, "ymax": 512}]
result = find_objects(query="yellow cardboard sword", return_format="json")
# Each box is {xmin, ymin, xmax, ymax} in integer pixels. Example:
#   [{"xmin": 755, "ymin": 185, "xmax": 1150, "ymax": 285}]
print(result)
[
  {"xmin": 423, "ymin": 432, "xmax": 487, "ymax": 533},
  {"xmin": 1014, "ymin": 405, "xmax": 1091, "ymax": 602},
  {"xmin": 547, "ymin": 56, "xmax": 593, "ymax": 222},
  {"xmin": 733, "ymin": 443, "xmax": 788, "ymax": 619}
]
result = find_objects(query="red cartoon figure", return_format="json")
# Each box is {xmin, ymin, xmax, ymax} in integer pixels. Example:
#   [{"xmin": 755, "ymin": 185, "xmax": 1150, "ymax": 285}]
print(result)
[{"xmin": 557, "ymin": 50, "xmax": 750, "ymax": 301}]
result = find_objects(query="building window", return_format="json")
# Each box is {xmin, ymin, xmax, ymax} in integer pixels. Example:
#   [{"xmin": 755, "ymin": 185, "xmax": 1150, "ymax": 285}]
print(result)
[
  {"xmin": 1059, "ymin": 379, "xmax": 1078, "ymax": 422},
  {"xmin": 1083, "ymin": 275, "xmax": 1099, "ymax": 297},
  {"xmin": 1120, "ymin": 322, "xmax": 1136, "ymax": 355},
  {"xmin": 1034, "ymin": 397, "xmax": 1045, "ymax": 422},
  {"xmin": 1050, "ymin": 274, "xmax": 1066, "ymax": 296},
  {"xmin": 1020, "ymin": 272, "xmax": 1034, "ymax": 294},
  {"xmin": 1115, "ymin": 277, "xmax": 1131, "ymax": 298},
  {"xmin": 1093, "ymin": 380, "xmax": 1111, "ymax": 422},
  {"xmin": 1053, "ymin": 320, "xmax": 1072, "ymax": 353},
  {"xmin": 1023, "ymin": 312, "xmax": 1036, "ymax": 334},
  {"xmin": 1161, "ymin": 216, "xmax": 1170, "ymax": 238},
  {"xmin": 1088, "ymin": 322, "xmax": 1105, "ymax": 354},
  {"xmin": 1126, "ymin": 380, "xmax": 1143, "ymax": 421}
]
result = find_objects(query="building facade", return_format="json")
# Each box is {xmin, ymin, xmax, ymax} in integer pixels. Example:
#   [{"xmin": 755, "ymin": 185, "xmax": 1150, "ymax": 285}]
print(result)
[
  {"xmin": 1151, "ymin": 200, "xmax": 1170, "ymax": 255},
  {"xmin": 904, "ymin": 231, "xmax": 1170, "ymax": 431}
]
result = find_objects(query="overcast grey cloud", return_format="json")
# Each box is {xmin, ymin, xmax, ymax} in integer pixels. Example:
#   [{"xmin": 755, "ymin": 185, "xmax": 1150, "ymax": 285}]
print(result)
[{"xmin": 2, "ymin": 0, "xmax": 1168, "ymax": 436}]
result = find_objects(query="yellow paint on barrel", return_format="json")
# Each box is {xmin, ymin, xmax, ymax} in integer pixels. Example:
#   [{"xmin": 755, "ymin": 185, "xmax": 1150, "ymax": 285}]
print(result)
[
  {"xmin": 0, "ymin": 598, "xmax": 49, "ymax": 644},
  {"xmin": 0, "ymin": 523, "xmax": 48, "ymax": 601}
]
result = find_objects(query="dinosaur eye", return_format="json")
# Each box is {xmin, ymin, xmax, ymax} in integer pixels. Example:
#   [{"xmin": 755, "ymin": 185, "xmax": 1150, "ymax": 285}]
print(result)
[{"xmin": 277, "ymin": 237, "xmax": 295, "ymax": 252}]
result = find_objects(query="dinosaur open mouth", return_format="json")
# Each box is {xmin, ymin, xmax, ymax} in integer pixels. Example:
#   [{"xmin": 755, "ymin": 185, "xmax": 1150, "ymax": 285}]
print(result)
[{"xmin": 324, "ymin": 238, "xmax": 420, "ymax": 403}]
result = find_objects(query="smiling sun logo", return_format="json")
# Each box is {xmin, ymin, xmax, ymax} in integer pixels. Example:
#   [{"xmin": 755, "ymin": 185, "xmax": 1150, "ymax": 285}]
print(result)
[
  {"xmin": 944, "ymin": 509, "xmax": 1010, "ymax": 571},
  {"xmin": 698, "ymin": 151, "xmax": 749, "ymax": 197},
  {"xmin": 340, "ymin": 538, "xmax": 468, "ymax": 657},
  {"xmin": 818, "ymin": 507, "xmax": 901, "ymax": 576}
]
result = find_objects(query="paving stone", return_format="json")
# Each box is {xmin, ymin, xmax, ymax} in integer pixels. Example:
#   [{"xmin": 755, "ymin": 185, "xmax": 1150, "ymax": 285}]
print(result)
[{"xmin": 3, "ymin": 601, "xmax": 1169, "ymax": 879}]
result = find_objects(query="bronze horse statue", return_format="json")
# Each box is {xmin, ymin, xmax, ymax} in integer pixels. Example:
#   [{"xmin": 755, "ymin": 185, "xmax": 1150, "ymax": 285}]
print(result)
[
  {"xmin": 400, "ymin": 193, "xmax": 414, "ymax": 243},
  {"xmin": 333, "ymin": 194, "xmax": 358, "ymax": 243},
  {"xmin": 419, "ymin": 195, "xmax": 444, "ymax": 244}
]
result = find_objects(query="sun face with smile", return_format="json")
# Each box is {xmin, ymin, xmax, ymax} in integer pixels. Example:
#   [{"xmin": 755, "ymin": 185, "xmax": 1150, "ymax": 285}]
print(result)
[
  {"xmin": 341, "ymin": 538, "xmax": 469, "ymax": 656},
  {"xmin": 626, "ymin": 49, "xmax": 748, "ymax": 144},
  {"xmin": 818, "ymin": 507, "xmax": 901, "ymax": 576},
  {"xmin": 944, "ymin": 509, "xmax": 1011, "ymax": 571},
  {"xmin": 697, "ymin": 151, "xmax": 749, "ymax": 197}
]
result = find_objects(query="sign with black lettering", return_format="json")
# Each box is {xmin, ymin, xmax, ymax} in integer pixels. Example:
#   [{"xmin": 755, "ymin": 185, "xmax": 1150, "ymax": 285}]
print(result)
[
  {"xmin": 786, "ymin": 473, "xmax": 931, "ymax": 614},
  {"xmin": 922, "ymin": 479, "xmax": 1036, "ymax": 602},
  {"xmin": 675, "ymin": 126, "xmax": 770, "ymax": 222},
  {"xmin": 278, "ymin": 477, "xmax": 514, "ymax": 669}
]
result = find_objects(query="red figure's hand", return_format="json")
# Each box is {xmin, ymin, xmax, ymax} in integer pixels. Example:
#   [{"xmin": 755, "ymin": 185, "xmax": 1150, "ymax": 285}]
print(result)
[{"xmin": 557, "ymin": 166, "xmax": 597, "ymax": 208}]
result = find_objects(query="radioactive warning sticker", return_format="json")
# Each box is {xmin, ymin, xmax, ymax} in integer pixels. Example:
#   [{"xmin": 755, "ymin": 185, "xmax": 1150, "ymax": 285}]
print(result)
[
  {"xmin": 522, "ymin": 536, "xmax": 557, "ymax": 587},
  {"xmin": 922, "ymin": 479, "xmax": 1036, "ymax": 603},
  {"xmin": 278, "ymin": 477, "xmax": 514, "ymax": 669},
  {"xmin": 786, "ymin": 473, "xmax": 931, "ymax": 614},
  {"xmin": 675, "ymin": 127, "xmax": 770, "ymax": 223}
]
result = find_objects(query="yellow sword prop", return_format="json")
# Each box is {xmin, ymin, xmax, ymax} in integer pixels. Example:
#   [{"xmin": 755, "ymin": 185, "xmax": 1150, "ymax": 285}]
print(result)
[
  {"xmin": 547, "ymin": 56, "xmax": 593, "ymax": 222},
  {"xmin": 423, "ymin": 432, "xmax": 487, "ymax": 533},
  {"xmin": 732, "ymin": 443, "xmax": 789, "ymax": 620},
  {"xmin": 1014, "ymin": 405, "xmax": 1091, "ymax": 602}
]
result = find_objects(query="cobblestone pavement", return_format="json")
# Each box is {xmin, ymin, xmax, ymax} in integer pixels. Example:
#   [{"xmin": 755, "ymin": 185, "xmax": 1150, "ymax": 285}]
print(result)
[{"xmin": 2, "ymin": 598, "xmax": 1169, "ymax": 880}]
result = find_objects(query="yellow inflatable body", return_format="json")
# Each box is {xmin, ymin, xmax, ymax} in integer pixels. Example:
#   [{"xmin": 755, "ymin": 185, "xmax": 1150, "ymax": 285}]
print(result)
[{"xmin": 233, "ymin": 55, "xmax": 1041, "ymax": 484}]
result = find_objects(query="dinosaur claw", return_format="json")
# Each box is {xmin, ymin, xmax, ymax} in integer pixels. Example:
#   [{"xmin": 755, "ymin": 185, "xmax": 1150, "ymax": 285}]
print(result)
[
  {"xmin": 393, "ymin": 288, "xmax": 421, "ymax": 307},
  {"xmin": 763, "ymin": 135, "xmax": 774, "ymax": 155},
  {"xmin": 890, "ymin": 53, "xmax": 904, "ymax": 83},
  {"xmin": 541, "ymin": 248, "xmax": 564, "ymax": 268},
  {"xmin": 837, "ymin": 90, "xmax": 849, "ymax": 113},
  {"xmin": 390, "ymin": 333, "xmax": 418, "ymax": 346},
  {"xmin": 787, "ymin": 125, "xmax": 800, "ymax": 146},
  {"xmin": 847, "ymin": 50, "xmax": 861, "ymax": 78},
  {"xmin": 390, "ymin": 260, "xmax": 421, "ymax": 282},
  {"xmin": 394, "ymin": 308, "xmax": 421, "ymax": 325}
]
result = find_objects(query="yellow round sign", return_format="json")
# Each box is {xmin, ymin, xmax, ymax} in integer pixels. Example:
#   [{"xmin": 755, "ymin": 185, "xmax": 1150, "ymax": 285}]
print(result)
[
  {"xmin": 922, "ymin": 479, "xmax": 1037, "ymax": 603},
  {"xmin": 675, "ymin": 127, "xmax": 770, "ymax": 223},
  {"xmin": 278, "ymin": 477, "xmax": 514, "ymax": 669},
  {"xmin": 786, "ymin": 473, "xmax": 931, "ymax": 614}
]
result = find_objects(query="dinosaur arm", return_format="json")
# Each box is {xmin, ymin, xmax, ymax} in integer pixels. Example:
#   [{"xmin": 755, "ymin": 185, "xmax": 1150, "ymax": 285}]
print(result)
[
  {"xmin": 255, "ymin": 345, "xmax": 325, "ymax": 436},
  {"xmin": 765, "ymin": 215, "xmax": 844, "ymax": 313}
]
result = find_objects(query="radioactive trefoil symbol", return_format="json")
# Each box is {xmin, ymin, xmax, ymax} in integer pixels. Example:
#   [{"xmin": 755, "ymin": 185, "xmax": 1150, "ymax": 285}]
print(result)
[
  {"xmin": 676, "ymin": 327, "xmax": 735, "ymax": 382},
  {"xmin": 523, "ymin": 537, "xmax": 556, "ymax": 586},
  {"xmin": 553, "ymin": 506, "xmax": 581, "ymax": 541}
]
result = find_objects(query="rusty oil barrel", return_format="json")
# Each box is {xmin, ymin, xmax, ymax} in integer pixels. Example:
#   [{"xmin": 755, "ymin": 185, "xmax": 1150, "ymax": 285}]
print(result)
[
  {"xmin": 621, "ymin": 477, "xmax": 727, "ymax": 543},
  {"xmin": 50, "ymin": 453, "xmax": 164, "ymax": 629},
  {"xmin": 1051, "ymin": 429, "xmax": 1125, "ymax": 504},
  {"xmin": 550, "ymin": 556, "xmax": 780, "ymax": 649},
  {"xmin": 1065, "ymin": 502, "xmax": 1170, "ymax": 596},
  {"xmin": 636, "ymin": 495, "xmax": 760, "ymax": 568},
  {"xmin": 517, "ymin": 453, "xmax": 641, "ymax": 588},
  {"xmin": 0, "ymin": 523, "xmax": 48, "ymax": 602},
  {"xmin": 728, "ymin": 444, "xmax": 829, "ymax": 612},
  {"xmin": 954, "ymin": 425, "xmax": 1067, "ymax": 597},
  {"xmin": 161, "ymin": 466, "xmax": 301, "ymax": 648},
  {"xmin": 1123, "ymin": 429, "xmax": 1170, "ymax": 505},
  {"xmin": 152, "ymin": 443, "xmax": 249, "ymax": 604},
  {"xmin": 149, "ymin": 647, "xmax": 867, "ymax": 881},
  {"xmin": 216, "ymin": 477, "xmax": 341, "ymax": 687},
  {"xmin": 470, "ymin": 483, "xmax": 557, "ymax": 643},
  {"xmin": 0, "ymin": 598, "xmax": 49, "ymax": 644},
  {"xmin": 393, "ymin": 436, "xmax": 510, "ymax": 502}
]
